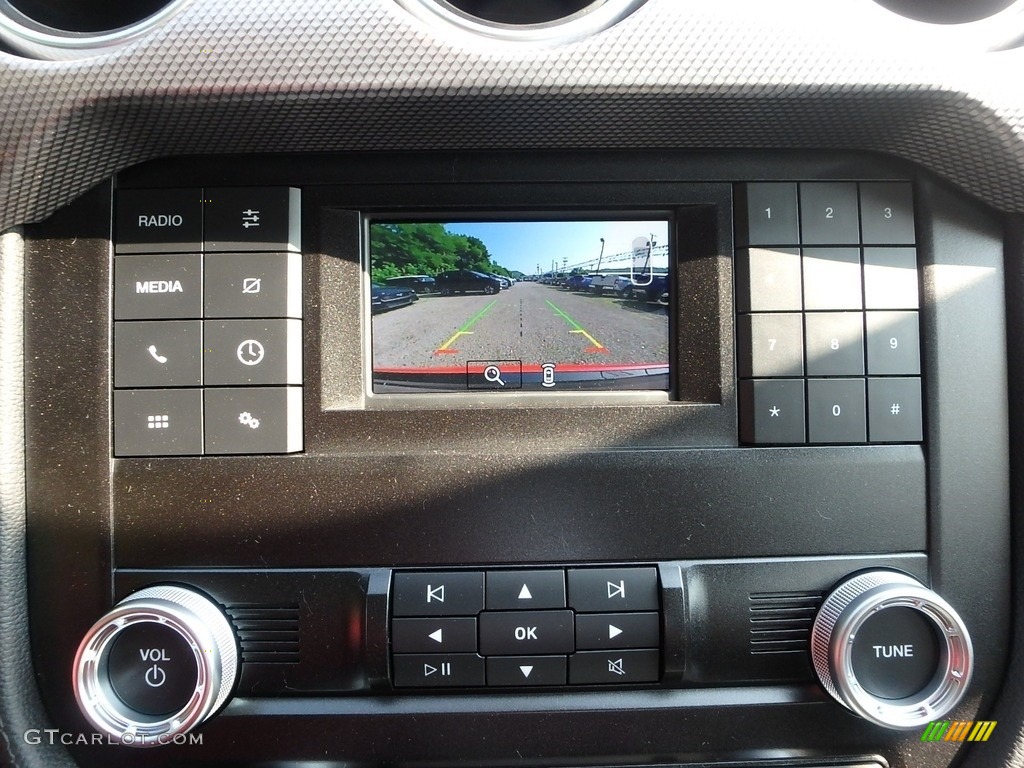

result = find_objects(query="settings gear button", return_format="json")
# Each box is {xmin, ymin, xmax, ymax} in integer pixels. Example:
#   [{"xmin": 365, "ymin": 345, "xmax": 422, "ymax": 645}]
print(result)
[{"xmin": 204, "ymin": 388, "xmax": 302, "ymax": 455}]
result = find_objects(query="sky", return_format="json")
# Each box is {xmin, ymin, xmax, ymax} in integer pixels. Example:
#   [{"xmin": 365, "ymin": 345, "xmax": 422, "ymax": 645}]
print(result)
[{"xmin": 445, "ymin": 220, "xmax": 670, "ymax": 275}]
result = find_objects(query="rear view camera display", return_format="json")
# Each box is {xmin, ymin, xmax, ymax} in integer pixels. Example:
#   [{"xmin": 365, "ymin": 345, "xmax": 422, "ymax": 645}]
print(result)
[{"xmin": 369, "ymin": 219, "xmax": 671, "ymax": 393}]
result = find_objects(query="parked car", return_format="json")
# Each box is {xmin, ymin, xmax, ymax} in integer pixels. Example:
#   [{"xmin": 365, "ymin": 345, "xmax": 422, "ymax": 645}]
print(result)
[
  {"xmin": 589, "ymin": 272, "xmax": 631, "ymax": 294},
  {"xmin": 565, "ymin": 274, "xmax": 594, "ymax": 291},
  {"xmin": 385, "ymin": 274, "xmax": 436, "ymax": 294},
  {"xmin": 435, "ymin": 269, "xmax": 503, "ymax": 295},
  {"xmin": 370, "ymin": 283, "xmax": 418, "ymax": 313},
  {"xmin": 628, "ymin": 274, "xmax": 670, "ymax": 305},
  {"xmin": 489, "ymin": 274, "xmax": 512, "ymax": 289}
]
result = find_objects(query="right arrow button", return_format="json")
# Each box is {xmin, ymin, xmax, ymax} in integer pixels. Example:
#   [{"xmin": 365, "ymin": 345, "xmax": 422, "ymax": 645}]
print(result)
[{"xmin": 575, "ymin": 612, "xmax": 660, "ymax": 651}]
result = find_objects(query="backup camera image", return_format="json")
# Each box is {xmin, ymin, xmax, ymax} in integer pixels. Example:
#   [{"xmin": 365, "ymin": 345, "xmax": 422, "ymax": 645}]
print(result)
[{"xmin": 369, "ymin": 219, "xmax": 671, "ymax": 393}]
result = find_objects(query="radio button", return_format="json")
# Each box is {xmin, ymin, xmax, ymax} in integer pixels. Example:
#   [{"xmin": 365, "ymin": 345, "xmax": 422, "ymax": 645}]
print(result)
[
  {"xmin": 860, "ymin": 183, "xmax": 916, "ymax": 245},
  {"xmin": 487, "ymin": 656, "xmax": 567, "ymax": 687},
  {"xmin": 868, "ymin": 377, "xmax": 923, "ymax": 443},
  {"xmin": 864, "ymin": 248, "xmax": 920, "ymax": 310},
  {"xmin": 866, "ymin": 311, "xmax": 921, "ymax": 375},
  {"xmin": 115, "ymin": 188, "xmax": 203, "ymax": 254},
  {"xmin": 114, "ymin": 254, "xmax": 202, "ymax": 320},
  {"xmin": 392, "ymin": 572, "xmax": 485, "ymax": 617},
  {"xmin": 479, "ymin": 610, "xmax": 574, "ymax": 655},
  {"xmin": 735, "ymin": 248, "xmax": 802, "ymax": 313},
  {"xmin": 568, "ymin": 649, "xmax": 659, "ymax": 685},
  {"xmin": 203, "ymin": 319, "xmax": 302, "ymax": 386},
  {"xmin": 803, "ymin": 248, "xmax": 863, "ymax": 311},
  {"xmin": 204, "ymin": 387, "xmax": 303, "ymax": 455},
  {"xmin": 738, "ymin": 183, "xmax": 799, "ymax": 246},
  {"xmin": 807, "ymin": 378, "xmax": 867, "ymax": 444},
  {"xmin": 799, "ymin": 182, "xmax": 860, "ymax": 245},
  {"xmin": 805, "ymin": 312, "xmax": 865, "ymax": 376},
  {"xmin": 738, "ymin": 379, "xmax": 806, "ymax": 445},
  {"xmin": 205, "ymin": 187, "xmax": 301, "ymax": 253},
  {"xmin": 392, "ymin": 654, "xmax": 485, "ymax": 688},
  {"xmin": 486, "ymin": 570, "xmax": 565, "ymax": 610},
  {"xmin": 575, "ymin": 613, "xmax": 660, "ymax": 651},
  {"xmin": 392, "ymin": 617, "xmax": 477, "ymax": 654},
  {"xmin": 567, "ymin": 568, "xmax": 659, "ymax": 613},
  {"xmin": 736, "ymin": 313, "xmax": 804, "ymax": 378},
  {"xmin": 113, "ymin": 321, "xmax": 203, "ymax": 388},
  {"xmin": 113, "ymin": 389, "xmax": 203, "ymax": 457},
  {"xmin": 204, "ymin": 252, "xmax": 302, "ymax": 319}
]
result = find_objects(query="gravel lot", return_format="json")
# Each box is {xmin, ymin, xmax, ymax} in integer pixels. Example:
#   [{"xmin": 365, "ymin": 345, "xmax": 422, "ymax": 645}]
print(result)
[{"xmin": 372, "ymin": 281, "xmax": 668, "ymax": 369}]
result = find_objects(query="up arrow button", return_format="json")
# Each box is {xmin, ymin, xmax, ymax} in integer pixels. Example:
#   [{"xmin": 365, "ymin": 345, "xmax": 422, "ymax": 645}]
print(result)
[{"xmin": 485, "ymin": 570, "xmax": 565, "ymax": 610}]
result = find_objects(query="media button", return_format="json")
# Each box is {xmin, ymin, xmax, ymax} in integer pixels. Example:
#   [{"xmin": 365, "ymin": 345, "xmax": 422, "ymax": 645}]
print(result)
[{"xmin": 114, "ymin": 254, "xmax": 202, "ymax": 320}]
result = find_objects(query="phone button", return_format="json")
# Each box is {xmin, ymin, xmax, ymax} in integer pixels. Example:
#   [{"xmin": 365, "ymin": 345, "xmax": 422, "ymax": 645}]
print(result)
[{"xmin": 113, "ymin": 321, "xmax": 203, "ymax": 388}]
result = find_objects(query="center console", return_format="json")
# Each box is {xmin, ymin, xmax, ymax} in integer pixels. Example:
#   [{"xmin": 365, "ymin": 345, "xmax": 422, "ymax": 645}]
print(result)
[{"xmin": 22, "ymin": 151, "xmax": 1009, "ymax": 767}]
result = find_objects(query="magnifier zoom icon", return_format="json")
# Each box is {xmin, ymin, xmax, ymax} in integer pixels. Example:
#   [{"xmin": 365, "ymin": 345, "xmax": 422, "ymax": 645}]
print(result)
[{"xmin": 483, "ymin": 365, "xmax": 505, "ymax": 386}]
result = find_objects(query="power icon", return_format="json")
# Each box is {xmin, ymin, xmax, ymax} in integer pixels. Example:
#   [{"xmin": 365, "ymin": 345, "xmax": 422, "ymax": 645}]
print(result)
[{"xmin": 145, "ymin": 664, "xmax": 167, "ymax": 688}]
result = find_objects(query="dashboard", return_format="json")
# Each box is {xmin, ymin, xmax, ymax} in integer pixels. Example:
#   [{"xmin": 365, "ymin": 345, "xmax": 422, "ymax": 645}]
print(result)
[{"xmin": 1, "ymin": 2, "xmax": 1024, "ymax": 768}]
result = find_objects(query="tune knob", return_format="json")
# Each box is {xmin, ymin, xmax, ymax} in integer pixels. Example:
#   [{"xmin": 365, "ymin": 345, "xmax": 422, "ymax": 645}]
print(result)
[
  {"xmin": 810, "ymin": 570, "xmax": 973, "ymax": 730},
  {"xmin": 73, "ymin": 585, "xmax": 238, "ymax": 747}
]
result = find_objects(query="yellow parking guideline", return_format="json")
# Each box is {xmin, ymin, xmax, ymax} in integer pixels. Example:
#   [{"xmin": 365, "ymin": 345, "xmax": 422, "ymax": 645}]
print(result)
[
  {"xmin": 570, "ymin": 328, "xmax": 605, "ymax": 349},
  {"xmin": 546, "ymin": 300, "xmax": 607, "ymax": 352},
  {"xmin": 435, "ymin": 299, "xmax": 497, "ymax": 353}
]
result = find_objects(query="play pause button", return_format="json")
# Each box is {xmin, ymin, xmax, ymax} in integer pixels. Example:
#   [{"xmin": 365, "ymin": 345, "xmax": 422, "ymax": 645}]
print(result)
[
  {"xmin": 393, "ymin": 654, "xmax": 485, "ymax": 688},
  {"xmin": 487, "ymin": 656, "xmax": 567, "ymax": 687}
]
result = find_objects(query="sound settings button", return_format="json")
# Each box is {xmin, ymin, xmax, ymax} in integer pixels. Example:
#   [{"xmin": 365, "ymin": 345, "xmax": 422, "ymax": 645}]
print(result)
[
  {"xmin": 106, "ymin": 622, "xmax": 200, "ymax": 716},
  {"xmin": 392, "ymin": 654, "xmax": 485, "ymax": 688}
]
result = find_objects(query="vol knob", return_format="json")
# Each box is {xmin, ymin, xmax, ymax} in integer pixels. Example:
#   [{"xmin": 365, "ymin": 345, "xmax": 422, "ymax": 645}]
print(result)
[
  {"xmin": 73, "ymin": 585, "xmax": 238, "ymax": 747},
  {"xmin": 810, "ymin": 570, "xmax": 973, "ymax": 729}
]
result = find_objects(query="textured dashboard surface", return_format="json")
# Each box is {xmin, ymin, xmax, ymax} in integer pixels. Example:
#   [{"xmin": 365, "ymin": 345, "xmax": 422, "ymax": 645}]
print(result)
[{"xmin": 1, "ymin": 0, "xmax": 1024, "ymax": 229}]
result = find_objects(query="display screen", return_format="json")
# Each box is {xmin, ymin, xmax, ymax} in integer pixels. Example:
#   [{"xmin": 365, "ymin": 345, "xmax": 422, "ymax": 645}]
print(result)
[{"xmin": 369, "ymin": 219, "xmax": 671, "ymax": 393}]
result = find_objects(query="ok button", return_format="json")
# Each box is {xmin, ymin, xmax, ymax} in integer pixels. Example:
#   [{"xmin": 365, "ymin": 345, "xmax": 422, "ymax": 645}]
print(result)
[
  {"xmin": 479, "ymin": 610, "xmax": 575, "ymax": 655},
  {"xmin": 106, "ymin": 622, "xmax": 199, "ymax": 717}
]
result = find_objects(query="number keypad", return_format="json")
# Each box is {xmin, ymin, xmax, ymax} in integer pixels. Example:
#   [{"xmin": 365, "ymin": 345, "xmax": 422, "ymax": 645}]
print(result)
[{"xmin": 736, "ymin": 181, "xmax": 922, "ymax": 446}]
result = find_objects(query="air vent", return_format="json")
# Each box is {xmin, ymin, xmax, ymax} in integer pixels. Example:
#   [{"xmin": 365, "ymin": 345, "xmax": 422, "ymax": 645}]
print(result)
[
  {"xmin": 226, "ymin": 604, "xmax": 301, "ymax": 665},
  {"xmin": 396, "ymin": 0, "xmax": 649, "ymax": 46},
  {"xmin": 873, "ymin": 0, "xmax": 1017, "ymax": 25},
  {"xmin": 0, "ymin": 0, "xmax": 191, "ymax": 59},
  {"xmin": 749, "ymin": 590, "xmax": 822, "ymax": 656}
]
